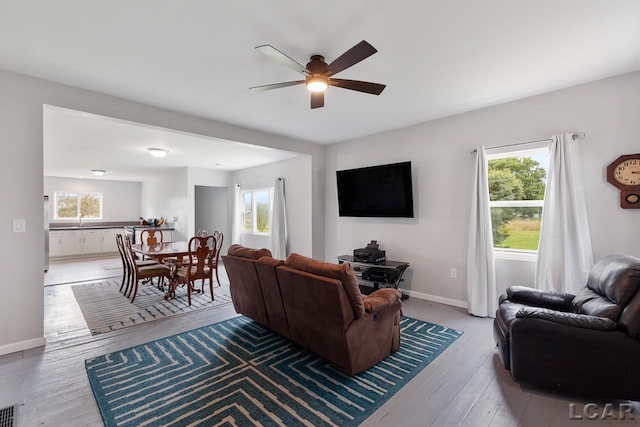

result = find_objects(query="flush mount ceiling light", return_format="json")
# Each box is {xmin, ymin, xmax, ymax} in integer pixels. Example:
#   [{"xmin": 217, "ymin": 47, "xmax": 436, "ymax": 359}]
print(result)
[
  {"xmin": 91, "ymin": 169, "xmax": 106, "ymax": 176},
  {"xmin": 148, "ymin": 148, "xmax": 169, "ymax": 158}
]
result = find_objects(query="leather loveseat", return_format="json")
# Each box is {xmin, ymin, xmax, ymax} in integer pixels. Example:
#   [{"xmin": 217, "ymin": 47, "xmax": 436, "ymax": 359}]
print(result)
[
  {"xmin": 222, "ymin": 244, "xmax": 403, "ymax": 375},
  {"xmin": 494, "ymin": 253, "xmax": 640, "ymax": 400}
]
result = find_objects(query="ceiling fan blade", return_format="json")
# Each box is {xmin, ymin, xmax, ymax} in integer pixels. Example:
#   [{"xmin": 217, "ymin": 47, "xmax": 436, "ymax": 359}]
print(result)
[
  {"xmin": 249, "ymin": 80, "xmax": 305, "ymax": 92},
  {"xmin": 255, "ymin": 45, "xmax": 309, "ymax": 75},
  {"xmin": 311, "ymin": 92, "xmax": 324, "ymax": 109},
  {"xmin": 327, "ymin": 40, "xmax": 378, "ymax": 76},
  {"xmin": 329, "ymin": 78, "xmax": 386, "ymax": 95}
]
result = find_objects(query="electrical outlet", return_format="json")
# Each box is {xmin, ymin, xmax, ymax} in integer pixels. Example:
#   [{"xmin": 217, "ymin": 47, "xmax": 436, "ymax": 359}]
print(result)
[{"xmin": 450, "ymin": 268, "xmax": 457, "ymax": 279}]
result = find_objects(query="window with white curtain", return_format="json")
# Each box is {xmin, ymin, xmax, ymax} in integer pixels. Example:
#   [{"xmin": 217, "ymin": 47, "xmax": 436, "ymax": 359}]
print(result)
[
  {"xmin": 486, "ymin": 146, "xmax": 550, "ymax": 253},
  {"xmin": 241, "ymin": 188, "xmax": 273, "ymax": 235}
]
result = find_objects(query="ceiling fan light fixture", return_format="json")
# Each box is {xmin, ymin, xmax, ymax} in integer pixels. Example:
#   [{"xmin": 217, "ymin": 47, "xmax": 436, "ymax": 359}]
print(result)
[
  {"xmin": 148, "ymin": 147, "xmax": 169, "ymax": 158},
  {"xmin": 306, "ymin": 75, "xmax": 328, "ymax": 93},
  {"xmin": 91, "ymin": 169, "xmax": 106, "ymax": 176}
]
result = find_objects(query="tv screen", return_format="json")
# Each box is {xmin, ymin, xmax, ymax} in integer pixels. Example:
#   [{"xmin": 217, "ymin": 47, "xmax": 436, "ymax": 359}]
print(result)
[{"xmin": 336, "ymin": 161, "xmax": 414, "ymax": 218}]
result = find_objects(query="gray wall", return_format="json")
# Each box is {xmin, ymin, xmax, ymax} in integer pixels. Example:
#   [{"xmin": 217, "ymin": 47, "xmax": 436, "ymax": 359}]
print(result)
[
  {"xmin": 195, "ymin": 185, "xmax": 230, "ymax": 253},
  {"xmin": 0, "ymin": 68, "xmax": 324, "ymax": 355},
  {"xmin": 325, "ymin": 71, "xmax": 640, "ymax": 307},
  {"xmin": 44, "ymin": 176, "xmax": 141, "ymax": 222},
  {"xmin": 231, "ymin": 155, "xmax": 313, "ymax": 256}
]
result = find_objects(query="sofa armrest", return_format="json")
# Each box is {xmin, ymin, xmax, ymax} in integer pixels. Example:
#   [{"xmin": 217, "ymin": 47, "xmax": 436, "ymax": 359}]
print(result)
[
  {"xmin": 516, "ymin": 307, "xmax": 616, "ymax": 331},
  {"xmin": 506, "ymin": 286, "xmax": 574, "ymax": 311},
  {"xmin": 363, "ymin": 289, "xmax": 401, "ymax": 313}
]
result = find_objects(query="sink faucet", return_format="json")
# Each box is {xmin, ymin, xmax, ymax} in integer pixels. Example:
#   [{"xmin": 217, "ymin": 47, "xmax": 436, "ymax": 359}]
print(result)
[{"xmin": 79, "ymin": 217, "xmax": 83, "ymax": 227}]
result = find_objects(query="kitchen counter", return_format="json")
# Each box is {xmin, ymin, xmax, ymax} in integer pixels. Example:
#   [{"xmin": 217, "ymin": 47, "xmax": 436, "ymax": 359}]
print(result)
[
  {"xmin": 51, "ymin": 225, "xmax": 126, "ymax": 230},
  {"xmin": 50, "ymin": 221, "xmax": 139, "ymax": 231}
]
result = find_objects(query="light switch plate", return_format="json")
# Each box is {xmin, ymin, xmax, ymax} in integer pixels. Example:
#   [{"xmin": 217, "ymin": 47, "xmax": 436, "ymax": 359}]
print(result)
[{"xmin": 13, "ymin": 219, "xmax": 26, "ymax": 233}]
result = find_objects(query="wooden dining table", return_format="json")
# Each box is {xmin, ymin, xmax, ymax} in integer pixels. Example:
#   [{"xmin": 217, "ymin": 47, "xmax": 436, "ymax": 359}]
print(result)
[
  {"xmin": 131, "ymin": 241, "xmax": 198, "ymax": 300},
  {"xmin": 132, "ymin": 241, "xmax": 190, "ymax": 264}
]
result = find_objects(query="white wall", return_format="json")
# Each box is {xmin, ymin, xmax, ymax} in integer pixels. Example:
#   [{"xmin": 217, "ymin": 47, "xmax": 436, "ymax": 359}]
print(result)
[
  {"xmin": 44, "ymin": 176, "xmax": 141, "ymax": 222},
  {"xmin": 325, "ymin": 71, "xmax": 640, "ymax": 307},
  {"xmin": 231, "ymin": 155, "xmax": 312, "ymax": 257},
  {"xmin": 0, "ymin": 68, "xmax": 324, "ymax": 355}
]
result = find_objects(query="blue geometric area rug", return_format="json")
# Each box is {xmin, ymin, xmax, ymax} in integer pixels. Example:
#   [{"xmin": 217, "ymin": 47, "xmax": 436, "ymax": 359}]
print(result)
[{"xmin": 85, "ymin": 316, "xmax": 462, "ymax": 426}]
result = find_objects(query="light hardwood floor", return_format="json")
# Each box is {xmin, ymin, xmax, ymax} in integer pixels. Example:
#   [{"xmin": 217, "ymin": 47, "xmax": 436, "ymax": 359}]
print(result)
[{"xmin": 1, "ymin": 257, "xmax": 638, "ymax": 426}]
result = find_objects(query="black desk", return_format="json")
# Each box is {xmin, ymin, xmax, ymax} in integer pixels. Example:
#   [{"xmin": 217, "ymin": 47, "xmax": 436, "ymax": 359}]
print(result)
[{"xmin": 337, "ymin": 255, "xmax": 410, "ymax": 300}]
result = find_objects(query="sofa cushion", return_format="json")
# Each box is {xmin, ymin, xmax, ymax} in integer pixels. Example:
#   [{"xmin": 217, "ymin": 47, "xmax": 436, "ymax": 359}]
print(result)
[
  {"xmin": 506, "ymin": 286, "xmax": 574, "ymax": 311},
  {"xmin": 285, "ymin": 253, "xmax": 365, "ymax": 319},
  {"xmin": 572, "ymin": 287, "xmax": 622, "ymax": 321},
  {"xmin": 620, "ymin": 290, "xmax": 640, "ymax": 339},
  {"xmin": 227, "ymin": 244, "xmax": 272, "ymax": 260},
  {"xmin": 255, "ymin": 257, "xmax": 290, "ymax": 338},
  {"xmin": 516, "ymin": 307, "xmax": 617, "ymax": 331},
  {"xmin": 586, "ymin": 254, "xmax": 640, "ymax": 306}
]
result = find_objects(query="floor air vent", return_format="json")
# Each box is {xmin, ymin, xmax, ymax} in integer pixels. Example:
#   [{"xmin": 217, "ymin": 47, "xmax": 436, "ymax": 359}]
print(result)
[{"xmin": 0, "ymin": 405, "xmax": 17, "ymax": 427}]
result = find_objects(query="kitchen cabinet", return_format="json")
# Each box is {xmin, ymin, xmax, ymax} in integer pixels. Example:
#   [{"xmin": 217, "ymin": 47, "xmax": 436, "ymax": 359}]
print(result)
[
  {"xmin": 101, "ymin": 228, "xmax": 119, "ymax": 252},
  {"xmin": 82, "ymin": 230, "xmax": 103, "ymax": 254},
  {"xmin": 50, "ymin": 230, "xmax": 82, "ymax": 257},
  {"xmin": 49, "ymin": 228, "xmax": 121, "ymax": 258}
]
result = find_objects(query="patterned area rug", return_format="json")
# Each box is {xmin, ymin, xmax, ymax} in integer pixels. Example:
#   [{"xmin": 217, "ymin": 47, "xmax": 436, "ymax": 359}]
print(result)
[
  {"xmin": 72, "ymin": 279, "xmax": 232, "ymax": 335},
  {"xmin": 86, "ymin": 315, "xmax": 462, "ymax": 426}
]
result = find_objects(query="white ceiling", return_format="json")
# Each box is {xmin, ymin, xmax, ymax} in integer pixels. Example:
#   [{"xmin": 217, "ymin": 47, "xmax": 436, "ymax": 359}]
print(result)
[
  {"xmin": 2, "ymin": 1, "xmax": 640, "ymax": 179},
  {"xmin": 43, "ymin": 105, "xmax": 300, "ymax": 181}
]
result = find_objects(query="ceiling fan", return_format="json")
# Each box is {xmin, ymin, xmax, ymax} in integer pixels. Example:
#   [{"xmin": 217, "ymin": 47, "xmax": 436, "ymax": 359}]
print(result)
[{"xmin": 250, "ymin": 40, "xmax": 386, "ymax": 109}]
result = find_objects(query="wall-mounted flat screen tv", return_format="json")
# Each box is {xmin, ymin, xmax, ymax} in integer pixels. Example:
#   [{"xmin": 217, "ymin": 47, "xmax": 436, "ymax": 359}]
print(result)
[{"xmin": 336, "ymin": 161, "xmax": 414, "ymax": 218}]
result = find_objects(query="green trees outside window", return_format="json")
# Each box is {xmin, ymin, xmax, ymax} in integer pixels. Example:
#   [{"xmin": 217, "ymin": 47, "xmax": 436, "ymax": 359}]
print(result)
[
  {"xmin": 55, "ymin": 192, "xmax": 102, "ymax": 220},
  {"xmin": 241, "ymin": 188, "xmax": 272, "ymax": 235},
  {"xmin": 255, "ymin": 190, "xmax": 270, "ymax": 233},
  {"xmin": 488, "ymin": 153, "xmax": 548, "ymax": 250}
]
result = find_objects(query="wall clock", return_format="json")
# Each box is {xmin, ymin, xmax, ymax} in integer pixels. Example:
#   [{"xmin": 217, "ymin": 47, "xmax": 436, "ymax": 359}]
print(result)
[{"xmin": 606, "ymin": 154, "xmax": 640, "ymax": 209}]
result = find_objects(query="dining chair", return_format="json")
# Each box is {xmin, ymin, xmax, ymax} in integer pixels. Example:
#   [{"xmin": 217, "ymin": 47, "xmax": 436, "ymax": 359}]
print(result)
[
  {"xmin": 123, "ymin": 235, "xmax": 172, "ymax": 303},
  {"xmin": 175, "ymin": 234, "xmax": 217, "ymax": 305},
  {"xmin": 115, "ymin": 233, "xmax": 159, "ymax": 295},
  {"xmin": 211, "ymin": 230, "xmax": 224, "ymax": 286},
  {"xmin": 140, "ymin": 228, "xmax": 175, "ymax": 265},
  {"xmin": 140, "ymin": 229, "xmax": 164, "ymax": 246}
]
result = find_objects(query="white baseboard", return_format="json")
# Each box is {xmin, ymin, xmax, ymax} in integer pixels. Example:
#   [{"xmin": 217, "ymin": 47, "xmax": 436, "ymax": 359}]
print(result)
[
  {"xmin": 401, "ymin": 289, "xmax": 468, "ymax": 309},
  {"xmin": 0, "ymin": 336, "xmax": 46, "ymax": 356}
]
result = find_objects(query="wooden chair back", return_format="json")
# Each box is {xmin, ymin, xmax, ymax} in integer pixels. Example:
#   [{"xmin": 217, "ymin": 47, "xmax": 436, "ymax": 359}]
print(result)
[
  {"xmin": 122, "ymin": 235, "xmax": 137, "ymax": 271},
  {"xmin": 122, "ymin": 234, "xmax": 170, "ymax": 302},
  {"xmin": 140, "ymin": 229, "xmax": 163, "ymax": 246},
  {"xmin": 184, "ymin": 235, "xmax": 217, "ymax": 281},
  {"xmin": 212, "ymin": 231, "xmax": 224, "ymax": 260},
  {"xmin": 115, "ymin": 233, "xmax": 130, "ymax": 293}
]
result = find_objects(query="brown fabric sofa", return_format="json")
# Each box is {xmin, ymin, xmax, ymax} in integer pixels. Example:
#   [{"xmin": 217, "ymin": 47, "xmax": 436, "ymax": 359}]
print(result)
[{"xmin": 222, "ymin": 245, "xmax": 403, "ymax": 375}]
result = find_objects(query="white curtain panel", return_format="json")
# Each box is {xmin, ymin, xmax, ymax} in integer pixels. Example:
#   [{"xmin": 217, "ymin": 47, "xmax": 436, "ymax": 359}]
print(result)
[
  {"xmin": 231, "ymin": 184, "xmax": 242, "ymax": 245},
  {"xmin": 271, "ymin": 177, "xmax": 288, "ymax": 259},
  {"xmin": 535, "ymin": 133, "xmax": 593, "ymax": 294},
  {"xmin": 467, "ymin": 146, "xmax": 497, "ymax": 317}
]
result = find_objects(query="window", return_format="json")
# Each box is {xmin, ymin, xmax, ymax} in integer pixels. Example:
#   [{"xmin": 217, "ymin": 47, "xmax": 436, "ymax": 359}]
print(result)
[
  {"xmin": 54, "ymin": 192, "xmax": 103, "ymax": 220},
  {"xmin": 487, "ymin": 147, "xmax": 549, "ymax": 252},
  {"xmin": 242, "ymin": 188, "xmax": 272, "ymax": 234}
]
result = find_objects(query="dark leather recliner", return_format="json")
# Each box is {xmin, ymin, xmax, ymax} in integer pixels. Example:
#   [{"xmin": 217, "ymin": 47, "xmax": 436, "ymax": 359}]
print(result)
[{"xmin": 493, "ymin": 253, "xmax": 640, "ymax": 400}]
